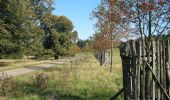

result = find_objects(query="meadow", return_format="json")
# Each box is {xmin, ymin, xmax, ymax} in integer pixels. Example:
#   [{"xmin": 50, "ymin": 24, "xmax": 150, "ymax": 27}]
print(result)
[{"xmin": 0, "ymin": 48, "xmax": 123, "ymax": 100}]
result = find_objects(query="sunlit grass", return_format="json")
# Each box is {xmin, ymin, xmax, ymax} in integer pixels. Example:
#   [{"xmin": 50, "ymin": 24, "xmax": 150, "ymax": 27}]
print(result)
[
  {"xmin": 1, "ymin": 48, "xmax": 123, "ymax": 100},
  {"xmin": 0, "ymin": 60, "xmax": 51, "ymax": 71}
]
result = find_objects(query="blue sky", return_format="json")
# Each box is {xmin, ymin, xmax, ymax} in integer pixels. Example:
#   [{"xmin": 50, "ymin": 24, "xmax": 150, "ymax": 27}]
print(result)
[{"xmin": 53, "ymin": 0, "xmax": 100, "ymax": 40}]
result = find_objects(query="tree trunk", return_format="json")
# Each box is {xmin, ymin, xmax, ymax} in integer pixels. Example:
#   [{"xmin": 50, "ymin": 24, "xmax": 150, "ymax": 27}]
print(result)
[{"xmin": 55, "ymin": 55, "xmax": 59, "ymax": 59}]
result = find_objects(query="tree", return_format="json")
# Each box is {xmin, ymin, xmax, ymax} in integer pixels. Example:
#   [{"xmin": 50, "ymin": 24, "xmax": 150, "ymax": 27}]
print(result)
[
  {"xmin": 41, "ymin": 14, "xmax": 76, "ymax": 59},
  {"xmin": 77, "ymin": 39, "xmax": 86, "ymax": 49},
  {"xmin": 77, "ymin": 39, "xmax": 92, "ymax": 49},
  {"xmin": 68, "ymin": 44, "xmax": 81, "ymax": 56},
  {"xmin": 110, "ymin": 0, "xmax": 170, "ymax": 100},
  {"xmin": 31, "ymin": 0, "xmax": 54, "ymax": 50},
  {"xmin": 0, "ymin": 0, "xmax": 44, "ymax": 58},
  {"xmin": 92, "ymin": 32, "xmax": 111, "ymax": 52},
  {"xmin": 122, "ymin": 0, "xmax": 170, "ymax": 39},
  {"xmin": 0, "ymin": 0, "xmax": 56, "ymax": 59},
  {"xmin": 32, "ymin": 0, "xmax": 53, "ymax": 23},
  {"xmin": 124, "ymin": 1, "xmax": 170, "ymax": 99},
  {"xmin": 92, "ymin": 0, "xmax": 129, "ymax": 72},
  {"xmin": 91, "ymin": 32, "xmax": 112, "ymax": 66},
  {"xmin": 0, "ymin": 0, "xmax": 79, "ymax": 59}
]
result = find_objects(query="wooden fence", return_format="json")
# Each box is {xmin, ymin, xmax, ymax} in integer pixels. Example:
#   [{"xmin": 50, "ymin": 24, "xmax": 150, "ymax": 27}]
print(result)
[
  {"xmin": 119, "ymin": 39, "xmax": 170, "ymax": 100},
  {"xmin": 94, "ymin": 51, "xmax": 109, "ymax": 66}
]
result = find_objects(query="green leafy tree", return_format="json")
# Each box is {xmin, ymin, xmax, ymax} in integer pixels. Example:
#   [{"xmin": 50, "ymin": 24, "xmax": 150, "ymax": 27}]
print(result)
[
  {"xmin": 0, "ymin": 0, "xmax": 35, "ymax": 58},
  {"xmin": 0, "ymin": 0, "xmax": 46, "ymax": 59},
  {"xmin": 77, "ymin": 39, "xmax": 87, "ymax": 49},
  {"xmin": 41, "ymin": 15, "xmax": 75, "ymax": 59},
  {"xmin": 0, "ymin": 0, "xmax": 78, "ymax": 59}
]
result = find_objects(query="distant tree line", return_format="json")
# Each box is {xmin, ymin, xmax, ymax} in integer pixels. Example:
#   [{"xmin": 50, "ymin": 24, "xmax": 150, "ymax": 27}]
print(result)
[{"xmin": 0, "ymin": 0, "xmax": 80, "ymax": 59}]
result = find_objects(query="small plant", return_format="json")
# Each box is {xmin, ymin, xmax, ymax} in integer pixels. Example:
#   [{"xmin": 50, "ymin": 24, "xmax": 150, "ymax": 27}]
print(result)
[
  {"xmin": 33, "ymin": 73, "xmax": 49, "ymax": 90},
  {"xmin": 0, "ymin": 72, "xmax": 12, "ymax": 96}
]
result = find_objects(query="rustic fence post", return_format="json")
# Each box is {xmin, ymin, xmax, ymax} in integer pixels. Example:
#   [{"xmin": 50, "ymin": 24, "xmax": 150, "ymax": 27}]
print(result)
[
  {"xmin": 156, "ymin": 40, "xmax": 161, "ymax": 100},
  {"xmin": 137, "ymin": 41, "xmax": 142, "ymax": 100},
  {"xmin": 145, "ymin": 40, "xmax": 151, "ymax": 100},
  {"xmin": 165, "ymin": 39, "xmax": 170, "ymax": 96},
  {"xmin": 160, "ymin": 40, "xmax": 164, "ymax": 99},
  {"xmin": 151, "ymin": 39, "xmax": 156, "ymax": 100},
  {"xmin": 138, "ymin": 39, "xmax": 145, "ymax": 100},
  {"xmin": 120, "ymin": 42, "xmax": 131, "ymax": 100},
  {"xmin": 131, "ymin": 40, "xmax": 138, "ymax": 100},
  {"xmin": 163, "ymin": 40, "xmax": 166, "ymax": 100},
  {"xmin": 126, "ymin": 42, "xmax": 132, "ymax": 100},
  {"xmin": 120, "ymin": 39, "xmax": 170, "ymax": 100}
]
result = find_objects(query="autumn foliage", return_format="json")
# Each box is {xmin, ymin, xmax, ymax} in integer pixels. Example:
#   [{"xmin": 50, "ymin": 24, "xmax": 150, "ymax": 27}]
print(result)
[
  {"xmin": 92, "ymin": 32, "xmax": 111, "ymax": 52},
  {"xmin": 68, "ymin": 44, "xmax": 81, "ymax": 56}
]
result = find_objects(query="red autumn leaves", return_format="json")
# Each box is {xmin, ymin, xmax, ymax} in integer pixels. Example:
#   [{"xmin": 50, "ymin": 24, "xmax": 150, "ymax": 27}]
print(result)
[
  {"xmin": 158, "ymin": 0, "xmax": 165, "ymax": 5},
  {"xmin": 138, "ymin": 0, "xmax": 165, "ymax": 12},
  {"xmin": 108, "ymin": 0, "xmax": 165, "ymax": 12},
  {"xmin": 108, "ymin": 0, "xmax": 116, "ymax": 6},
  {"xmin": 92, "ymin": 33, "xmax": 112, "ymax": 51}
]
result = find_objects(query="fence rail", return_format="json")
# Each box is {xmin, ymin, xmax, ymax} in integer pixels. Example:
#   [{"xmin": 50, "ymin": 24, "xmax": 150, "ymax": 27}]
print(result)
[{"xmin": 119, "ymin": 39, "xmax": 170, "ymax": 100}]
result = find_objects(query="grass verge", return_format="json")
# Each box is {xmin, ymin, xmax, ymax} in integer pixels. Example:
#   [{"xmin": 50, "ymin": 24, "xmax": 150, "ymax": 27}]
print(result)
[{"xmin": 0, "ymin": 48, "xmax": 123, "ymax": 100}]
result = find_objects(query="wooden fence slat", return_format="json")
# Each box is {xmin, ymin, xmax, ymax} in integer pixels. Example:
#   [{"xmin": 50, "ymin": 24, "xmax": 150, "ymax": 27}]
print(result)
[
  {"xmin": 166, "ymin": 40, "xmax": 170, "ymax": 96},
  {"xmin": 159, "ymin": 40, "xmax": 164, "ymax": 100},
  {"xmin": 156, "ymin": 40, "xmax": 161, "ymax": 100},
  {"xmin": 140, "ymin": 39, "xmax": 146, "ymax": 100},
  {"xmin": 163, "ymin": 40, "xmax": 166, "ymax": 95},
  {"xmin": 120, "ymin": 39, "xmax": 170, "ymax": 100},
  {"xmin": 131, "ymin": 40, "xmax": 137, "ymax": 100},
  {"xmin": 136, "ymin": 41, "xmax": 141, "ymax": 100},
  {"xmin": 145, "ymin": 41, "xmax": 151, "ymax": 100},
  {"xmin": 129, "ymin": 41, "xmax": 133, "ymax": 99},
  {"xmin": 110, "ymin": 88, "xmax": 124, "ymax": 100},
  {"xmin": 144, "ymin": 59, "xmax": 170, "ymax": 100},
  {"xmin": 122, "ymin": 42, "xmax": 131, "ymax": 100},
  {"xmin": 151, "ymin": 40, "xmax": 156, "ymax": 100}
]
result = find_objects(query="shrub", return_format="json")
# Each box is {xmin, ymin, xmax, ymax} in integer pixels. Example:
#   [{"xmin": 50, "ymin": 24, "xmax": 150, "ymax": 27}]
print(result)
[
  {"xmin": 43, "ymin": 49, "xmax": 53, "ymax": 60},
  {"xmin": 0, "ymin": 39, "xmax": 22, "ymax": 59},
  {"xmin": 68, "ymin": 44, "xmax": 80, "ymax": 56},
  {"xmin": 33, "ymin": 73, "xmax": 49, "ymax": 90},
  {"xmin": 9, "ymin": 80, "xmax": 23, "ymax": 96},
  {"xmin": 0, "ymin": 72, "xmax": 12, "ymax": 96}
]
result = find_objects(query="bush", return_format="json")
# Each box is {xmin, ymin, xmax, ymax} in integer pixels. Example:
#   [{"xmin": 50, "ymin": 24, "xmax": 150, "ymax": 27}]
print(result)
[
  {"xmin": 0, "ymin": 39, "xmax": 22, "ymax": 59},
  {"xmin": 0, "ymin": 72, "xmax": 12, "ymax": 96},
  {"xmin": 23, "ymin": 40, "xmax": 45, "ymax": 60},
  {"xmin": 33, "ymin": 73, "xmax": 49, "ymax": 90},
  {"xmin": 9, "ymin": 80, "xmax": 25, "ymax": 97},
  {"xmin": 43, "ymin": 49, "xmax": 53, "ymax": 60},
  {"xmin": 68, "ymin": 44, "xmax": 80, "ymax": 56}
]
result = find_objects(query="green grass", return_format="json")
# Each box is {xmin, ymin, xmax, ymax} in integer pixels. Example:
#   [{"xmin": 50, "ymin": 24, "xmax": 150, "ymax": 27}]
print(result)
[
  {"xmin": 112, "ymin": 48, "xmax": 122, "ymax": 65},
  {"xmin": 1, "ymin": 48, "xmax": 123, "ymax": 100}
]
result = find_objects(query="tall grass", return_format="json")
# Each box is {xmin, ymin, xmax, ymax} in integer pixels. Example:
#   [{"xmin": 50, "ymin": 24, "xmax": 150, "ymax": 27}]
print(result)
[{"xmin": 2, "ymin": 48, "xmax": 123, "ymax": 100}]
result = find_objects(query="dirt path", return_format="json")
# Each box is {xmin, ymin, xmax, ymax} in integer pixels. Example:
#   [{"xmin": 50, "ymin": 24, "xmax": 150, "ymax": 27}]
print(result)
[{"xmin": 0, "ymin": 57, "xmax": 80, "ymax": 77}]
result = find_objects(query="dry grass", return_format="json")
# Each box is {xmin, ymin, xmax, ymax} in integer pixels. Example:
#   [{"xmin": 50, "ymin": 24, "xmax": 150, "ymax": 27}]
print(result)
[
  {"xmin": 0, "ymin": 60, "xmax": 51, "ymax": 71},
  {"xmin": 2, "ymin": 48, "xmax": 123, "ymax": 100}
]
